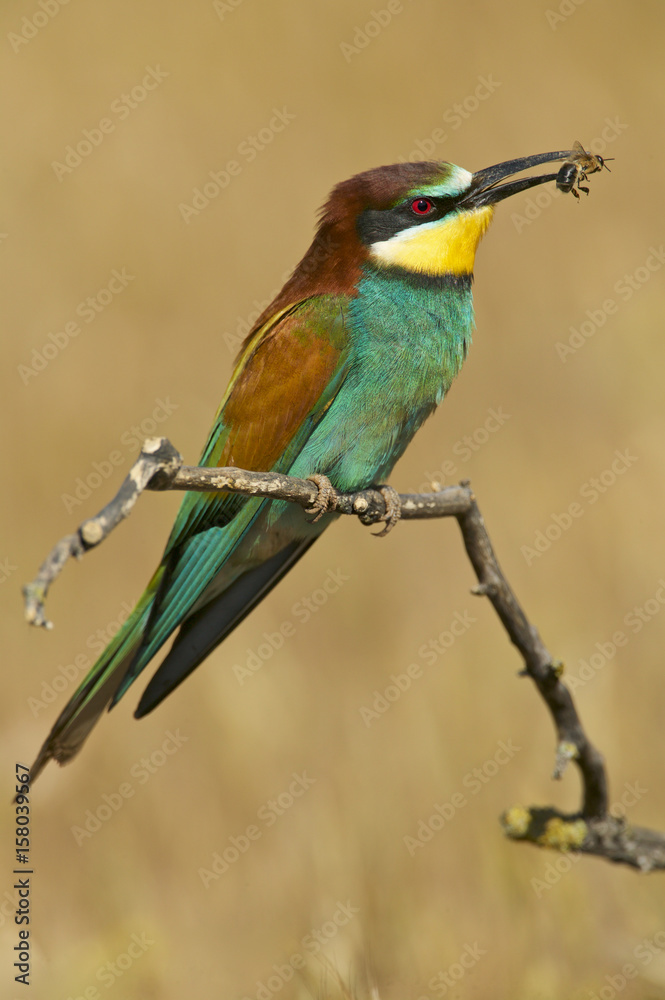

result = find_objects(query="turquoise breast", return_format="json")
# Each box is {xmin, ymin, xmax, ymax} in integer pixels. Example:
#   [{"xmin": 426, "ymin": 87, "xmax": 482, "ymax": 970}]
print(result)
[{"xmin": 291, "ymin": 268, "xmax": 475, "ymax": 491}]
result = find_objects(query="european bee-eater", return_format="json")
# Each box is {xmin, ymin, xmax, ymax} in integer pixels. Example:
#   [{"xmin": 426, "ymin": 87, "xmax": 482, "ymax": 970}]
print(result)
[{"xmin": 31, "ymin": 149, "xmax": 576, "ymax": 780}]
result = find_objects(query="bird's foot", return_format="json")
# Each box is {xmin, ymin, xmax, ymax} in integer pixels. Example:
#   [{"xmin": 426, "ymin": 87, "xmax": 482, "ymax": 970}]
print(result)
[
  {"xmin": 373, "ymin": 484, "xmax": 402, "ymax": 537},
  {"xmin": 306, "ymin": 474, "xmax": 336, "ymax": 522}
]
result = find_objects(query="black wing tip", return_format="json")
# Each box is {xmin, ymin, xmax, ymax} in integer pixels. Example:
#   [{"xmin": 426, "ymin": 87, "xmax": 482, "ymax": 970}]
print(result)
[
  {"xmin": 134, "ymin": 668, "xmax": 181, "ymax": 717},
  {"xmin": 134, "ymin": 688, "xmax": 162, "ymax": 719}
]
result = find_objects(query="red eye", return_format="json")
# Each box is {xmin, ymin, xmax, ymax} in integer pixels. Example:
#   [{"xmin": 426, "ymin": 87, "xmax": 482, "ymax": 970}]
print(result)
[{"xmin": 411, "ymin": 198, "xmax": 434, "ymax": 216}]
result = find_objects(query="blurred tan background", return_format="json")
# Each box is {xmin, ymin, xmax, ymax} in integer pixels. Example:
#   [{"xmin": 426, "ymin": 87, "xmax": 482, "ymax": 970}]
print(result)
[{"xmin": 2, "ymin": 1, "xmax": 665, "ymax": 997}]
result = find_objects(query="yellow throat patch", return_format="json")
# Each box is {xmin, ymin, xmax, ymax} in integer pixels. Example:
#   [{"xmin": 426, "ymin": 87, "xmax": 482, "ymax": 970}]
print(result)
[{"xmin": 369, "ymin": 205, "xmax": 495, "ymax": 277}]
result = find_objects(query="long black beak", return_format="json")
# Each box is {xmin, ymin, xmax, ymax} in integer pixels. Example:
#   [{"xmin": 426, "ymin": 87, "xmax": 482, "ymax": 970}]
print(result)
[{"xmin": 461, "ymin": 150, "xmax": 577, "ymax": 209}]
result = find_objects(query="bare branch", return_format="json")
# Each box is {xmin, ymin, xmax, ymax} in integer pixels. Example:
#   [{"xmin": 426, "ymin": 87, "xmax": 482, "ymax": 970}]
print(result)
[
  {"xmin": 22, "ymin": 437, "xmax": 182, "ymax": 629},
  {"xmin": 455, "ymin": 485, "xmax": 608, "ymax": 820},
  {"xmin": 22, "ymin": 437, "xmax": 469, "ymax": 627},
  {"xmin": 155, "ymin": 462, "xmax": 473, "ymax": 520},
  {"xmin": 22, "ymin": 437, "xmax": 664, "ymax": 871},
  {"xmin": 502, "ymin": 807, "xmax": 665, "ymax": 872}
]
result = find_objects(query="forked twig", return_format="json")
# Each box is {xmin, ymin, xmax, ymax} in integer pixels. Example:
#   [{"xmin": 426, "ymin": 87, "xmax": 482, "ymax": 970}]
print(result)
[{"xmin": 23, "ymin": 438, "xmax": 665, "ymax": 871}]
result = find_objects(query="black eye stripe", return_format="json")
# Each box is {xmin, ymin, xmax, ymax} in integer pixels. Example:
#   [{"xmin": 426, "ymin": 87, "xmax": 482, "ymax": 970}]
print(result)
[{"xmin": 357, "ymin": 195, "xmax": 456, "ymax": 246}]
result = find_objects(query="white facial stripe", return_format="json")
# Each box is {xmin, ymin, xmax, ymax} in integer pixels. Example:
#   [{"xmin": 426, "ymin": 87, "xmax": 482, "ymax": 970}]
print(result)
[
  {"xmin": 372, "ymin": 214, "xmax": 449, "ymax": 252},
  {"xmin": 370, "ymin": 217, "xmax": 440, "ymax": 261}
]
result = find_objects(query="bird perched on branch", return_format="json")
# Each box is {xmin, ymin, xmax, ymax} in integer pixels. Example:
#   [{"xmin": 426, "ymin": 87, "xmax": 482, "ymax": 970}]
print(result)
[{"xmin": 31, "ymin": 147, "xmax": 592, "ymax": 780}]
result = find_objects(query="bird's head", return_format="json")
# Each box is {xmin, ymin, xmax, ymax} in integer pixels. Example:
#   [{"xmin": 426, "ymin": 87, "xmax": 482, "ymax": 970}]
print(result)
[{"xmin": 273, "ymin": 150, "xmax": 575, "ymax": 308}]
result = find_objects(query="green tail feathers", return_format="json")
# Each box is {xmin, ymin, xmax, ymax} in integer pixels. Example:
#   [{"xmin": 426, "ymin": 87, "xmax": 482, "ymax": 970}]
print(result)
[{"xmin": 29, "ymin": 578, "xmax": 160, "ymax": 783}]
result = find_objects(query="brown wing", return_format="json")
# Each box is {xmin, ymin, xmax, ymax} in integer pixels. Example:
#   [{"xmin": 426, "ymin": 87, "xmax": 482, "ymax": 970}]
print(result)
[
  {"xmin": 165, "ymin": 295, "xmax": 351, "ymax": 550},
  {"xmin": 203, "ymin": 295, "xmax": 350, "ymax": 473}
]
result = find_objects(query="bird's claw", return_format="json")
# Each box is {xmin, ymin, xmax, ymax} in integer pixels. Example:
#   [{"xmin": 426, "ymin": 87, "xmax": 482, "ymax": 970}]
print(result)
[
  {"xmin": 373, "ymin": 484, "xmax": 401, "ymax": 537},
  {"xmin": 306, "ymin": 474, "xmax": 336, "ymax": 522}
]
